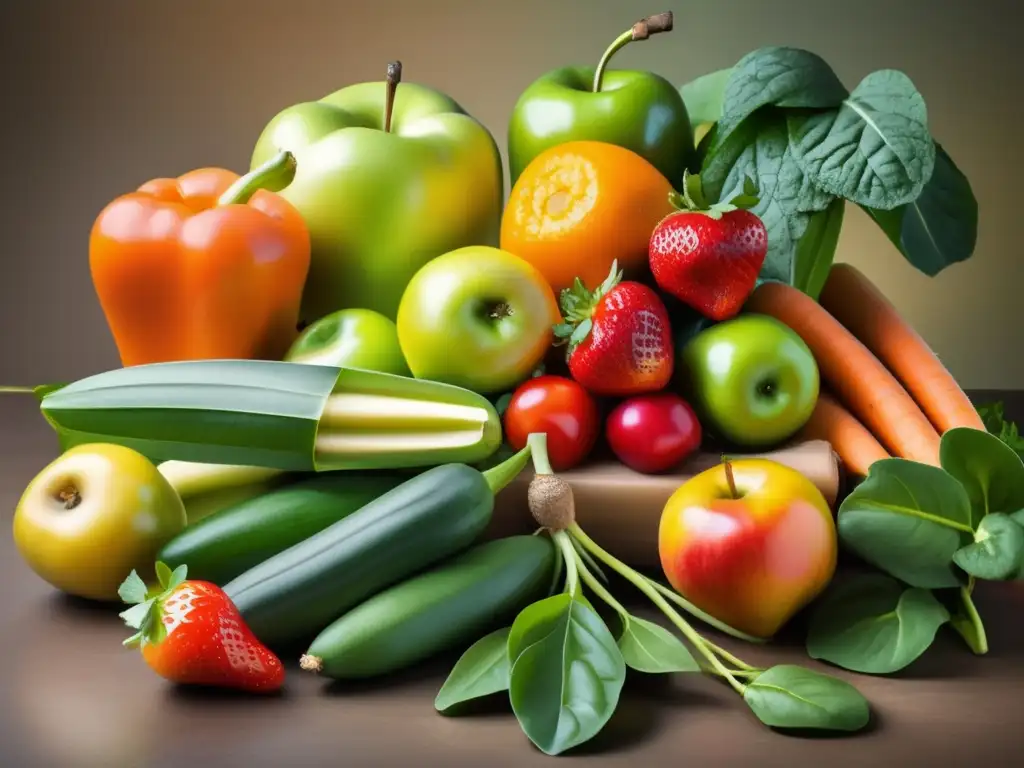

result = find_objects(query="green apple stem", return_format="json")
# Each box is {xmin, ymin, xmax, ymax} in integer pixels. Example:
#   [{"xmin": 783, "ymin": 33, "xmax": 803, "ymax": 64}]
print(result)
[
  {"xmin": 383, "ymin": 60, "xmax": 402, "ymax": 133},
  {"xmin": 217, "ymin": 150, "xmax": 297, "ymax": 206},
  {"xmin": 592, "ymin": 11, "xmax": 674, "ymax": 92}
]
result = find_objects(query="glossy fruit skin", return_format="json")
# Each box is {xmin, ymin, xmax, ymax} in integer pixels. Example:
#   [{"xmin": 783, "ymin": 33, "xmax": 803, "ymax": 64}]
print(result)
[
  {"xmin": 658, "ymin": 458, "xmax": 837, "ymax": 638},
  {"xmin": 158, "ymin": 473, "xmax": 407, "ymax": 586},
  {"xmin": 649, "ymin": 209, "xmax": 768, "ymax": 321},
  {"xmin": 500, "ymin": 141, "xmax": 676, "ymax": 296},
  {"xmin": 304, "ymin": 535, "xmax": 555, "ymax": 679},
  {"xmin": 285, "ymin": 308, "xmax": 410, "ymax": 376},
  {"xmin": 396, "ymin": 245, "xmax": 560, "ymax": 395},
  {"xmin": 90, "ymin": 167, "xmax": 311, "ymax": 366},
  {"xmin": 606, "ymin": 394, "xmax": 702, "ymax": 474},
  {"xmin": 567, "ymin": 282, "xmax": 674, "ymax": 397},
  {"xmin": 13, "ymin": 444, "xmax": 186, "ymax": 601},
  {"xmin": 504, "ymin": 375, "xmax": 600, "ymax": 471},
  {"xmin": 680, "ymin": 314, "xmax": 819, "ymax": 448},
  {"xmin": 140, "ymin": 580, "xmax": 285, "ymax": 693},
  {"xmin": 250, "ymin": 81, "xmax": 503, "ymax": 323},
  {"xmin": 507, "ymin": 67, "xmax": 695, "ymax": 190}
]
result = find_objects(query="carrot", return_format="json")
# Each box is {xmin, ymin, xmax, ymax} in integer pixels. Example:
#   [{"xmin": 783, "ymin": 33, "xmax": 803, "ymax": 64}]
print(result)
[
  {"xmin": 819, "ymin": 263, "xmax": 985, "ymax": 434},
  {"xmin": 744, "ymin": 281, "xmax": 941, "ymax": 466},
  {"xmin": 798, "ymin": 391, "xmax": 890, "ymax": 478}
]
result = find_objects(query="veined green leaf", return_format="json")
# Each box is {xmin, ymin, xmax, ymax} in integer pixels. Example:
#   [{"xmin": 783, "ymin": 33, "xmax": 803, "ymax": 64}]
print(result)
[
  {"xmin": 863, "ymin": 144, "xmax": 978, "ymax": 275},
  {"xmin": 714, "ymin": 47, "xmax": 848, "ymax": 148},
  {"xmin": 788, "ymin": 69, "xmax": 936, "ymax": 209}
]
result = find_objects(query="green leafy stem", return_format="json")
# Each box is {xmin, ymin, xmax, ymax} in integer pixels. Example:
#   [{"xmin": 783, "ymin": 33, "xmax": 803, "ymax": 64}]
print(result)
[
  {"xmin": 435, "ymin": 433, "xmax": 871, "ymax": 756},
  {"xmin": 806, "ymin": 425, "xmax": 1024, "ymax": 675}
]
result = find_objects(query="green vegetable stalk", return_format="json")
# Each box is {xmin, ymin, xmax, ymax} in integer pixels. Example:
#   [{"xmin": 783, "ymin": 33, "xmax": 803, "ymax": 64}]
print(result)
[
  {"xmin": 435, "ymin": 433, "xmax": 872, "ymax": 756},
  {"xmin": 24, "ymin": 359, "xmax": 503, "ymax": 471}
]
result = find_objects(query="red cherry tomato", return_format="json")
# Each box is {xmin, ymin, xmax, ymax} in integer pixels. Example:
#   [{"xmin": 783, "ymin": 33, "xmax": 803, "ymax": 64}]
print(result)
[
  {"xmin": 503, "ymin": 375, "xmax": 600, "ymax": 471},
  {"xmin": 605, "ymin": 393, "xmax": 702, "ymax": 474}
]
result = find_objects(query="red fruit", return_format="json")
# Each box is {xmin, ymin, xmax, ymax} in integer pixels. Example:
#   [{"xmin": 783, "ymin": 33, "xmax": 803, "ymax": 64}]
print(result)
[
  {"xmin": 606, "ymin": 393, "xmax": 702, "ymax": 474},
  {"xmin": 118, "ymin": 562, "xmax": 285, "ymax": 693},
  {"xmin": 504, "ymin": 375, "xmax": 600, "ymax": 471},
  {"xmin": 553, "ymin": 261, "xmax": 673, "ymax": 396},
  {"xmin": 648, "ymin": 175, "xmax": 768, "ymax": 321}
]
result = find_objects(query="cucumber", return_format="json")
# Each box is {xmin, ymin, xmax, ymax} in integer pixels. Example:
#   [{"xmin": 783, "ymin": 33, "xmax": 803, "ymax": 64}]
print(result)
[
  {"xmin": 301, "ymin": 535, "xmax": 555, "ymax": 679},
  {"xmin": 157, "ymin": 472, "xmax": 407, "ymax": 586},
  {"xmin": 222, "ymin": 462, "xmax": 496, "ymax": 648}
]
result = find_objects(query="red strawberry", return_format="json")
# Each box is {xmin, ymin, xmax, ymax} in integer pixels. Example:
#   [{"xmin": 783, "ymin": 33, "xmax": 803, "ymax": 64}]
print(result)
[
  {"xmin": 649, "ymin": 173, "xmax": 768, "ymax": 321},
  {"xmin": 118, "ymin": 562, "xmax": 284, "ymax": 694},
  {"xmin": 553, "ymin": 260, "xmax": 673, "ymax": 396}
]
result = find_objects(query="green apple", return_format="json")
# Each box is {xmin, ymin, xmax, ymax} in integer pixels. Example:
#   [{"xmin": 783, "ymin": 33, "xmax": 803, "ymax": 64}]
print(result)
[
  {"xmin": 680, "ymin": 314, "xmax": 819, "ymax": 448},
  {"xmin": 285, "ymin": 308, "xmax": 410, "ymax": 377},
  {"xmin": 396, "ymin": 245, "xmax": 561, "ymax": 395},
  {"xmin": 249, "ymin": 61, "xmax": 504, "ymax": 323}
]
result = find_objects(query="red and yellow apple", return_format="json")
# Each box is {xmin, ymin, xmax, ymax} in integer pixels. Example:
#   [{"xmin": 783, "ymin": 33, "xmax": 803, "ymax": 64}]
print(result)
[{"xmin": 658, "ymin": 458, "xmax": 836, "ymax": 639}]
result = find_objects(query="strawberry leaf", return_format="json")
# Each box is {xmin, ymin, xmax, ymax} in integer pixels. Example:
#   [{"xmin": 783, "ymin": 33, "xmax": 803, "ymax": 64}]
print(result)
[
  {"xmin": 118, "ymin": 570, "xmax": 149, "ymax": 605},
  {"xmin": 155, "ymin": 561, "xmax": 172, "ymax": 589},
  {"xmin": 570, "ymin": 318, "xmax": 593, "ymax": 347},
  {"xmin": 119, "ymin": 600, "xmax": 154, "ymax": 630},
  {"xmin": 168, "ymin": 564, "xmax": 188, "ymax": 591},
  {"xmin": 553, "ymin": 322, "xmax": 575, "ymax": 338}
]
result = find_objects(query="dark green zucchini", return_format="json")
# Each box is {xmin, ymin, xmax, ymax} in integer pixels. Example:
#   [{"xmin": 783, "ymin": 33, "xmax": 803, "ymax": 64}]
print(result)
[
  {"xmin": 300, "ymin": 535, "xmax": 555, "ymax": 679},
  {"xmin": 157, "ymin": 472, "xmax": 408, "ymax": 585},
  {"xmin": 222, "ymin": 455, "xmax": 527, "ymax": 648}
]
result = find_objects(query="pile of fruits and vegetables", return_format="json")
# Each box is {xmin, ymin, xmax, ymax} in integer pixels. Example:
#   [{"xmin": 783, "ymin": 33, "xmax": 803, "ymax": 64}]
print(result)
[{"xmin": 8, "ymin": 10, "xmax": 1024, "ymax": 757}]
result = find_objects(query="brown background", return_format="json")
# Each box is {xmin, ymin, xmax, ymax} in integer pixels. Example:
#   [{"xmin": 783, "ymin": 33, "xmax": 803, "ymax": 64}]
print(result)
[{"xmin": 0, "ymin": 0, "xmax": 1021, "ymax": 389}]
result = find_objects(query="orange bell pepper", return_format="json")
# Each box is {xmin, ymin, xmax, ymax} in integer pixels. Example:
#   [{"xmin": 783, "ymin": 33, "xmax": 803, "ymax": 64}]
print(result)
[{"xmin": 89, "ymin": 151, "xmax": 310, "ymax": 367}]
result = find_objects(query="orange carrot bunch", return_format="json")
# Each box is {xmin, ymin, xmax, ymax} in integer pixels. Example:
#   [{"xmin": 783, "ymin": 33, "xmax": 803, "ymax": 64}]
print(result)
[{"xmin": 744, "ymin": 264, "xmax": 985, "ymax": 475}]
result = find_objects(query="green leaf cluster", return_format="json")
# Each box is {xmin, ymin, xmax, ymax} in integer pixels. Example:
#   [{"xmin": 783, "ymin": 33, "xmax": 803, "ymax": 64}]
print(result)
[
  {"xmin": 807, "ymin": 427, "xmax": 1024, "ymax": 673},
  {"xmin": 679, "ymin": 47, "xmax": 978, "ymax": 297},
  {"xmin": 435, "ymin": 436, "xmax": 872, "ymax": 754}
]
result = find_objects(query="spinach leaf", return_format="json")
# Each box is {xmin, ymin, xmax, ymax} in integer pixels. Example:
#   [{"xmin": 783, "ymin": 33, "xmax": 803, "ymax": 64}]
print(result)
[
  {"xmin": 953, "ymin": 513, "xmax": 1024, "ymax": 581},
  {"xmin": 679, "ymin": 68, "xmax": 732, "ymax": 131},
  {"xmin": 507, "ymin": 593, "xmax": 626, "ymax": 756},
  {"xmin": 806, "ymin": 574, "xmax": 949, "ymax": 674},
  {"xmin": 836, "ymin": 458, "xmax": 972, "ymax": 588},
  {"xmin": 863, "ymin": 144, "xmax": 978, "ymax": 276},
  {"xmin": 787, "ymin": 70, "xmax": 936, "ymax": 209},
  {"xmin": 939, "ymin": 426, "xmax": 1024, "ymax": 525},
  {"xmin": 792, "ymin": 197, "xmax": 845, "ymax": 300},
  {"xmin": 617, "ymin": 616, "xmax": 700, "ymax": 674},
  {"xmin": 743, "ymin": 665, "xmax": 870, "ymax": 732},
  {"xmin": 715, "ymin": 47, "xmax": 848, "ymax": 150},
  {"xmin": 702, "ymin": 113, "xmax": 835, "ymax": 290},
  {"xmin": 435, "ymin": 627, "xmax": 511, "ymax": 713}
]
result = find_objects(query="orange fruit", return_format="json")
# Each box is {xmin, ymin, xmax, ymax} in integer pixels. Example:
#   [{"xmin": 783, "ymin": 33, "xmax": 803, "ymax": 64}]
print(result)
[{"xmin": 500, "ymin": 140, "xmax": 676, "ymax": 297}]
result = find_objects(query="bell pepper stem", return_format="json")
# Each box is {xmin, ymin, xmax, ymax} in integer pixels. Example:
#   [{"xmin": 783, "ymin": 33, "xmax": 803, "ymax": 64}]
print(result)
[
  {"xmin": 592, "ymin": 11, "xmax": 674, "ymax": 92},
  {"xmin": 384, "ymin": 61, "xmax": 402, "ymax": 133},
  {"xmin": 217, "ymin": 150, "xmax": 297, "ymax": 206}
]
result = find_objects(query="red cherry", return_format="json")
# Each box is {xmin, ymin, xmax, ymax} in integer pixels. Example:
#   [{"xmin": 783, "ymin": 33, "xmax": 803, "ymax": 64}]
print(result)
[{"xmin": 606, "ymin": 393, "xmax": 702, "ymax": 474}]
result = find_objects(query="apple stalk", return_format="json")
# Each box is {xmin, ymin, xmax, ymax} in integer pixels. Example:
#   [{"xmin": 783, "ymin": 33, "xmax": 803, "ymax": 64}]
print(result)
[
  {"xmin": 384, "ymin": 60, "xmax": 402, "ymax": 133},
  {"xmin": 592, "ymin": 11, "xmax": 674, "ymax": 93}
]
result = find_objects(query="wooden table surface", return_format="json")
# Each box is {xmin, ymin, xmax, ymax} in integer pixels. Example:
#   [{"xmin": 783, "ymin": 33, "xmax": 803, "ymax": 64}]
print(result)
[{"xmin": 2, "ymin": 394, "xmax": 1024, "ymax": 767}]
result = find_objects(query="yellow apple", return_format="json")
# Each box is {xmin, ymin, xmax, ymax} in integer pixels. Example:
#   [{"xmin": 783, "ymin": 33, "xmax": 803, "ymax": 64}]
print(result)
[{"xmin": 13, "ymin": 443, "xmax": 187, "ymax": 601}]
